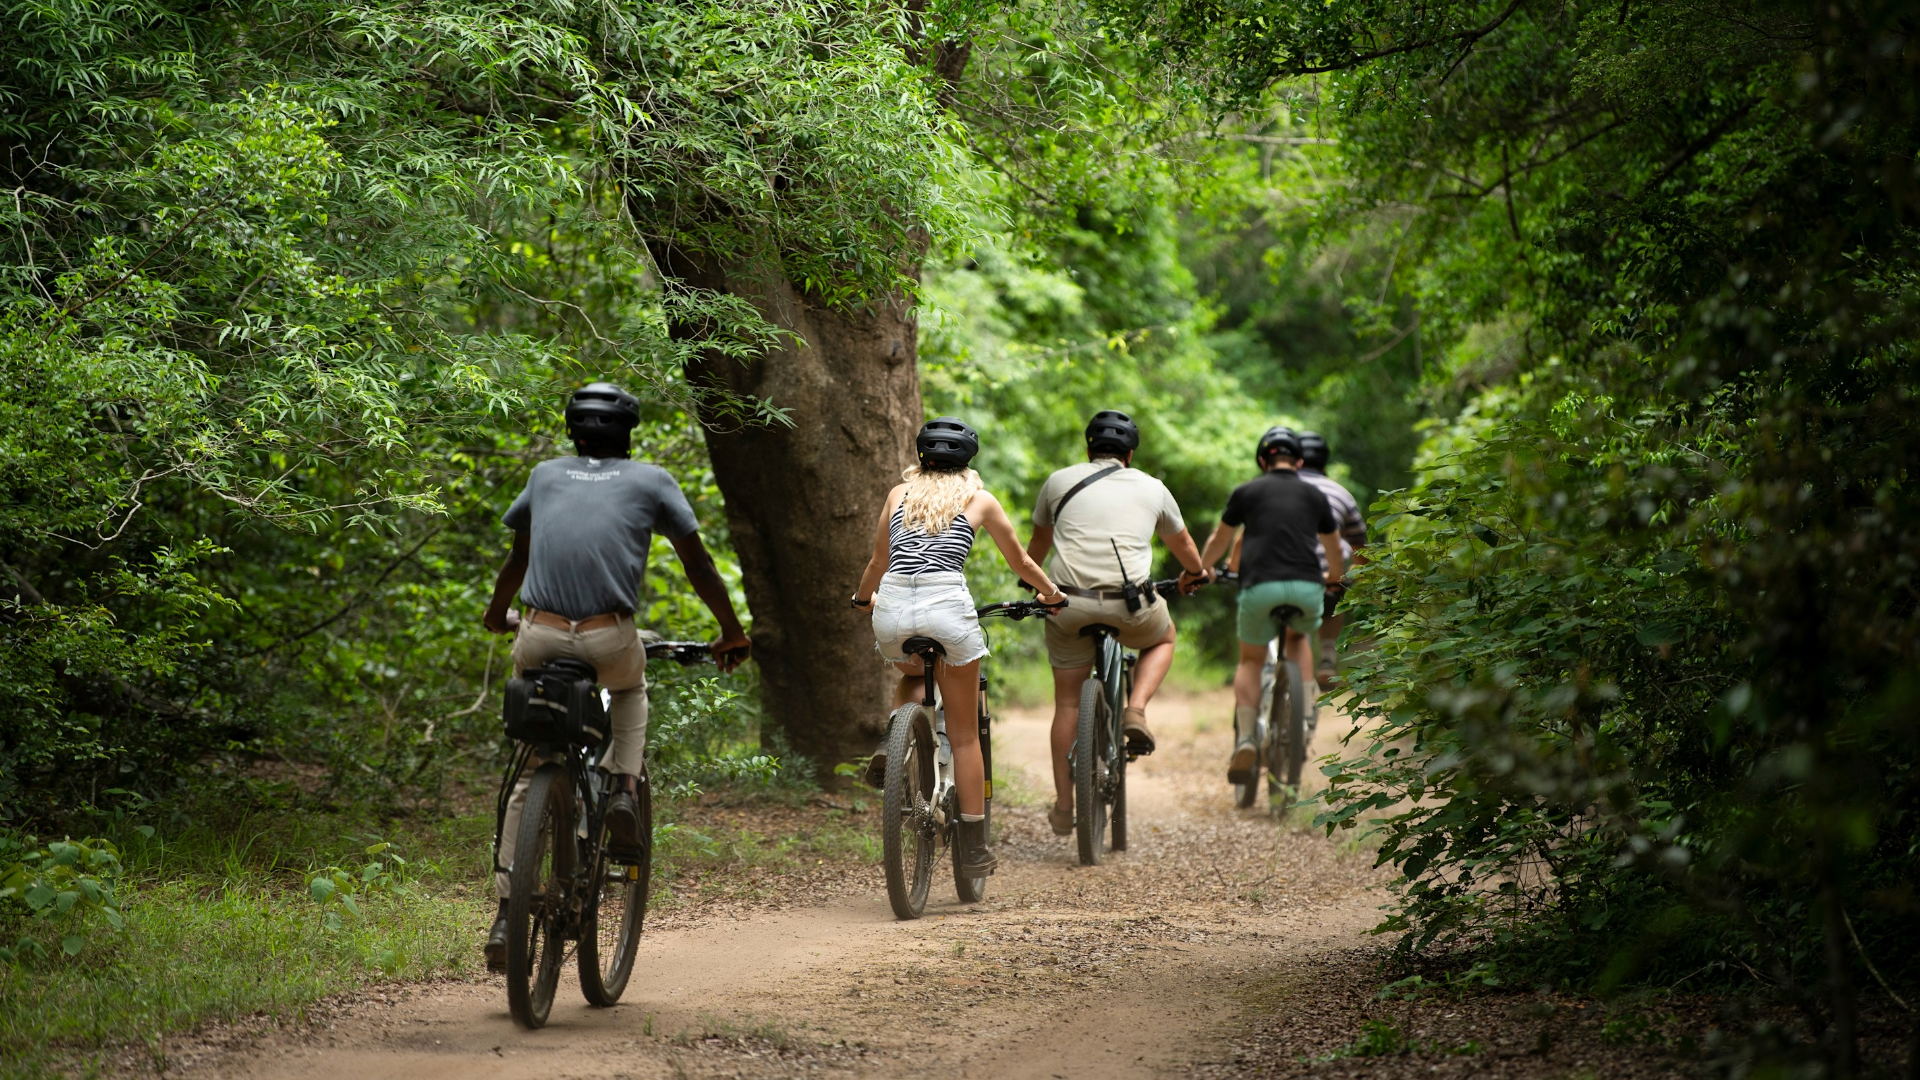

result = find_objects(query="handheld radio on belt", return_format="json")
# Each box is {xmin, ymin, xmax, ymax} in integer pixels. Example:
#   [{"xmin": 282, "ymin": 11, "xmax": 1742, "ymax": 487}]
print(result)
[{"xmin": 1112, "ymin": 539, "xmax": 1148, "ymax": 613}]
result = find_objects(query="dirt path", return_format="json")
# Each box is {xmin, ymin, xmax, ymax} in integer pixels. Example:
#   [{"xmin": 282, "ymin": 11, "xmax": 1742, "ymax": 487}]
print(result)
[{"xmin": 181, "ymin": 690, "xmax": 1382, "ymax": 1080}]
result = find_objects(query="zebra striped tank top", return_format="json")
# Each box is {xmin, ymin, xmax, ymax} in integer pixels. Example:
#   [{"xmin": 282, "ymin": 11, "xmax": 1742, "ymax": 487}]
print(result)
[{"xmin": 888, "ymin": 505, "xmax": 976, "ymax": 574}]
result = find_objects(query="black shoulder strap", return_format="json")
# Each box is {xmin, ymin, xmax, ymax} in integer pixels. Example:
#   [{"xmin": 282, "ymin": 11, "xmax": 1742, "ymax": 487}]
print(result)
[{"xmin": 1050, "ymin": 463, "xmax": 1122, "ymax": 525}]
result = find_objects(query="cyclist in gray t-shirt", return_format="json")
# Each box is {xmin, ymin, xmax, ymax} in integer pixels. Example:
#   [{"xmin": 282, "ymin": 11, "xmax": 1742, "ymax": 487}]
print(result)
[{"xmin": 478, "ymin": 382, "xmax": 749, "ymax": 971}]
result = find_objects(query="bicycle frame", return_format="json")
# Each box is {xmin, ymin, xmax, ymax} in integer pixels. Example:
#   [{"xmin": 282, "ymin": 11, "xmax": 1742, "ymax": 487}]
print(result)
[
  {"xmin": 897, "ymin": 643, "xmax": 996, "ymax": 845},
  {"xmin": 1081, "ymin": 629, "xmax": 1134, "ymax": 772}
]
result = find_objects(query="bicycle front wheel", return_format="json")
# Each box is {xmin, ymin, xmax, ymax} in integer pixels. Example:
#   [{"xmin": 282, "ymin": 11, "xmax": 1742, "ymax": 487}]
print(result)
[
  {"xmin": 506, "ymin": 762, "xmax": 574, "ymax": 1029},
  {"xmin": 882, "ymin": 703, "xmax": 937, "ymax": 919},
  {"xmin": 1073, "ymin": 677, "xmax": 1108, "ymax": 866},
  {"xmin": 579, "ymin": 772, "xmax": 650, "ymax": 1006}
]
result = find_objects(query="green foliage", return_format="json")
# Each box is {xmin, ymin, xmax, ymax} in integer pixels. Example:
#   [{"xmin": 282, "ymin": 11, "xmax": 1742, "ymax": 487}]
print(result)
[
  {"xmin": 0, "ymin": 849, "xmax": 485, "ymax": 1077},
  {"xmin": 305, "ymin": 839, "xmax": 418, "ymax": 933},
  {"xmin": 1095, "ymin": 0, "xmax": 1920, "ymax": 1069},
  {"xmin": 646, "ymin": 671, "xmax": 784, "ymax": 799},
  {"xmin": 0, "ymin": 835, "xmax": 133, "ymax": 963},
  {"xmin": 0, "ymin": 0, "xmax": 964, "ymax": 817},
  {"xmin": 1313, "ymin": 1017, "xmax": 1483, "ymax": 1062}
]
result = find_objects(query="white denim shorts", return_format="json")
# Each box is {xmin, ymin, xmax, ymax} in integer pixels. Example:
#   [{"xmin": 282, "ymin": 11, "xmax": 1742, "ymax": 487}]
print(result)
[{"xmin": 871, "ymin": 571, "xmax": 989, "ymax": 667}]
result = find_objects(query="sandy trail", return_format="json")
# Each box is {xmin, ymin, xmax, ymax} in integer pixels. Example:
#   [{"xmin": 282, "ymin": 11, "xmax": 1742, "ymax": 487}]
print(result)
[{"xmin": 184, "ymin": 690, "xmax": 1380, "ymax": 1080}]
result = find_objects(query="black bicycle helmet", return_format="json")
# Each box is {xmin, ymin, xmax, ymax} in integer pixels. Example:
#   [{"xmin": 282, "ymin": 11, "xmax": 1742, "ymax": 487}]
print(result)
[
  {"xmin": 1298, "ymin": 430, "xmax": 1329, "ymax": 470},
  {"xmin": 1256, "ymin": 425, "xmax": 1301, "ymax": 466},
  {"xmin": 1084, "ymin": 409, "xmax": 1140, "ymax": 456},
  {"xmin": 916, "ymin": 416, "xmax": 979, "ymax": 471},
  {"xmin": 564, "ymin": 381, "xmax": 640, "ymax": 435}
]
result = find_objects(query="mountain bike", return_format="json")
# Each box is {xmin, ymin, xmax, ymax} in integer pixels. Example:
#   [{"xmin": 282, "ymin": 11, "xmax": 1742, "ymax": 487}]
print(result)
[
  {"xmin": 1064, "ymin": 576, "xmax": 1227, "ymax": 866},
  {"xmin": 1217, "ymin": 572, "xmax": 1314, "ymax": 812},
  {"xmin": 879, "ymin": 598, "xmax": 1056, "ymax": 920},
  {"xmin": 493, "ymin": 638, "xmax": 713, "ymax": 1029},
  {"xmin": 1063, "ymin": 591, "xmax": 1149, "ymax": 867}
]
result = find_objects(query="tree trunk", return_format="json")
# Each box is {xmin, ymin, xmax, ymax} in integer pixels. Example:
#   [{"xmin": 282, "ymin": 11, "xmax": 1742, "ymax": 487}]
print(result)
[{"xmin": 658, "ymin": 247, "xmax": 921, "ymax": 779}]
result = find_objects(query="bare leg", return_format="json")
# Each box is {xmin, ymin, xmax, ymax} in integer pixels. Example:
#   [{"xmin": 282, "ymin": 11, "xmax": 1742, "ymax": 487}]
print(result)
[
  {"xmin": 1318, "ymin": 612, "xmax": 1344, "ymax": 660},
  {"xmin": 1127, "ymin": 623, "xmax": 1177, "ymax": 709},
  {"xmin": 938, "ymin": 659, "xmax": 986, "ymax": 816},
  {"xmin": 1049, "ymin": 663, "xmax": 1092, "ymax": 812},
  {"xmin": 1284, "ymin": 628, "xmax": 1316, "ymax": 693},
  {"xmin": 1233, "ymin": 641, "xmax": 1267, "ymax": 711},
  {"xmin": 892, "ymin": 658, "xmax": 926, "ymax": 708}
]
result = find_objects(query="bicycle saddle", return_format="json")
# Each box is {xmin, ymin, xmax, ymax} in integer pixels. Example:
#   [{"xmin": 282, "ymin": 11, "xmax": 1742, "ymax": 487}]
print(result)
[
  {"xmin": 1078, "ymin": 623, "xmax": 1122, "ymax": 638},
  {"xmin": 534, "ymin": 657, "xmax": 599, "ymax": 684},
  {"xmin": 901, "ymin": 636, "xmax": 946, "ymax": 656}
]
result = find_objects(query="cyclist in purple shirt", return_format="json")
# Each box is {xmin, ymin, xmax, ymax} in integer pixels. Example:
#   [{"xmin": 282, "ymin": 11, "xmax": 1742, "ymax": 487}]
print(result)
[{"xmin": 1296, "ymin": 432, "xmax": 1367, "ymax": 687}]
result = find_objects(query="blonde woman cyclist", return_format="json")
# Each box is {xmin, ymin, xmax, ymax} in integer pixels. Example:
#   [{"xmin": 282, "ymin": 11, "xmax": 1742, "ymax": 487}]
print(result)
[{"xmin": 852, "ymin": 417, "xmax": 1066, "ymax": 877}]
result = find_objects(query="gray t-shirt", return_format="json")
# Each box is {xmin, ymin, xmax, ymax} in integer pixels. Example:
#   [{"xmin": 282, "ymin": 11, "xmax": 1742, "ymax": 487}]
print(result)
[
  {"xmin": 502, "ymin": 456, "xmax": 699, "ymax": 620},
  {"xmin": 1032, "ymin": 461, "xmax": 1185, "ymax": 591}
]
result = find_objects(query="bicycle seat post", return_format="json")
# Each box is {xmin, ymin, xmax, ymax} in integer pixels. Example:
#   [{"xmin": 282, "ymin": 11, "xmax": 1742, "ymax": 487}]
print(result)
[{"xmin": 918, "ymin": 645, "xmax": 939, "ymax": 708}]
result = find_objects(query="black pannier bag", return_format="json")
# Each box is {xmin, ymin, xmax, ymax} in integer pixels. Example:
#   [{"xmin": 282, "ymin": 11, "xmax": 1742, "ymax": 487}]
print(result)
[{"xmin": 503, "ymin": 658, "xmax": 606, "ymax": 746}]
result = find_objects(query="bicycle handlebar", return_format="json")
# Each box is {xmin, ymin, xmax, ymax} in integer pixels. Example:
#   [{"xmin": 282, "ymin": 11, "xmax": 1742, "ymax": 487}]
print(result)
[
  {"xmin": 1153, "ymin": 568, "xmax": 1239, "ymax": 600},
  {"xmin": 976, "ymin": 599, "xmax": 1068, "ymax": 621},
  {"xmin": 644, "ymin": 640, "xmax": 716, "ymax": 666}
]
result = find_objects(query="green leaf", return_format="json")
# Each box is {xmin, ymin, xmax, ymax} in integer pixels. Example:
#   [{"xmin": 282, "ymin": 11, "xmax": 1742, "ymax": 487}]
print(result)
[
  {"xmin": 309, "ymin": 876, "xmax": 337, "ymax": 903},
  {"xmin": 62, "ymin": 935, "xmax": 84, "ymax": 957}
]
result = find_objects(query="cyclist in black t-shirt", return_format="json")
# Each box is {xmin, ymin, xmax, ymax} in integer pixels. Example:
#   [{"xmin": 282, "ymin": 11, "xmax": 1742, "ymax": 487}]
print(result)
[{"xmin": 1197, "ymin": 428, "xmax": 1343, "ymax": 784}]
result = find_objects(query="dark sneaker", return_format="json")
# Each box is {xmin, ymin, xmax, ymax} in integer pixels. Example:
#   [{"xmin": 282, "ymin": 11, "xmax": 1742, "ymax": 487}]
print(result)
[
  {"xmin": 605, "ymin": 790, "xmax": 645, "ymax": 861},
  {"xmin": 1122, "ymin": 706, "xmax": 1156, "ymax": 756},
  {"xmin": 1227, "ymin": 743, "xmax": 1258, "ymax": 785},
  {"xmin": 862, "ymin": 752, "xmax": 886, "ymax": 789},
  {"xmin": 484, "ymin": 905, "xmax": 509, "ymax": 973}
]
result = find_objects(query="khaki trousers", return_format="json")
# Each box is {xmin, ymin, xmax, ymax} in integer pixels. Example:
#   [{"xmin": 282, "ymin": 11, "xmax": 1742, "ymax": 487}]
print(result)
[{"xmin": 495, "ymin": 617, "xmax": 649, "ymax": 898}]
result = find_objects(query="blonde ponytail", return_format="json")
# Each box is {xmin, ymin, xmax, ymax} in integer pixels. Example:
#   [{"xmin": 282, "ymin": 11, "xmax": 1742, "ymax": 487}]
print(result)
[{"xmin": 898, "ymin": 465, "xmax": 981, "ymax": 535}]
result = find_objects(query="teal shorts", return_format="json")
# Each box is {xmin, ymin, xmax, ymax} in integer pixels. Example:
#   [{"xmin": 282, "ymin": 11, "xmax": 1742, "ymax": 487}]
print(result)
[{"xmin": 1235, "ymin": 579, "xmax": 1324, "ymax": 645}]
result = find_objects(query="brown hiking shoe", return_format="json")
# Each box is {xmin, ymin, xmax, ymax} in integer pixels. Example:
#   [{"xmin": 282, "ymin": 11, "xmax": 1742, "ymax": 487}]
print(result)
[
  {"xmin": 1121, "ymin": 706, "xmax": 1155, "ymax": 755},
  {"xmin": 1047, "ymin": 803, "xmax": 1074, "ymax": 836},
  {"xmin": 1227, "ymin": 743, "xmax": 1258, "ymax": 785}
]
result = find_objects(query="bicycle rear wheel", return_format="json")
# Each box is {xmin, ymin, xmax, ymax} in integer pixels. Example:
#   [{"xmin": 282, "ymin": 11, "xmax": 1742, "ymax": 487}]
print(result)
[
  {"xmin": 1109, "ymin": 737, "xmax": 1128, "ymax": 851},
  {"xmin": 1271, "ymin": 659, "xmax": 1309, "ymax": 806},
  {"xmin": 882, "ymin": 703, "xmax": 937, "ymax": 919},
  {"xmin": 1073, "ymin": 678, "xmax": 1108, "ymax": 866},
  {"xmin": 506, "ymin": 762, "xmax": 573, "ymax": 1029},
  {"xmin": 579, "ymin": 772, "xmax": 650, "ymax": 1006}
]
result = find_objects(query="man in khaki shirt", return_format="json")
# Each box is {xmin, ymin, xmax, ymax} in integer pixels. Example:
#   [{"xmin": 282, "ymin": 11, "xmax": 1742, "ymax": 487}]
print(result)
[{"xmin": 1026, "ymin": 410, "xmax": 1211, "ymax": 837}]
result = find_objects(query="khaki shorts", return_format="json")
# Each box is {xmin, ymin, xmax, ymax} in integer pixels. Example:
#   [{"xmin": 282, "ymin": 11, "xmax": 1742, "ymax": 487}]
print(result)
[{"xmin": 1044, "ymin": 593, "xmax": 1173, "ymax": 668}]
